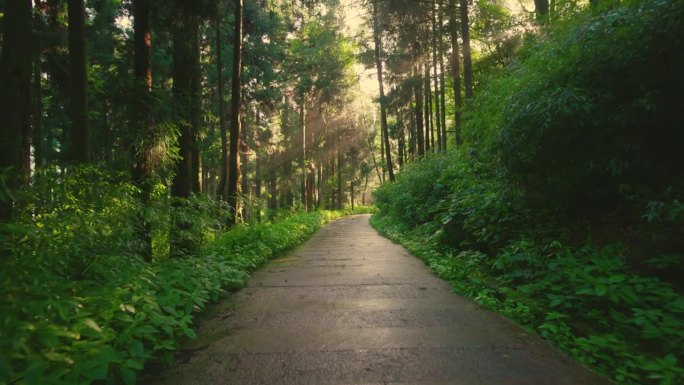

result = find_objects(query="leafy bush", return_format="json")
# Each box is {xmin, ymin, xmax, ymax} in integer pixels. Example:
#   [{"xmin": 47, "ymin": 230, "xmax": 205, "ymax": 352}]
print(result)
[
  {"xmin": 372, "ymin": 1, "xmax": 684, "ymax": 383},
  {"xmin": 0, "ymin": 167, "xmax": 359, "ymax": 385},
  {"xmin": 493, "ymin": 0, "xmax": 684, "ymax": 216}
]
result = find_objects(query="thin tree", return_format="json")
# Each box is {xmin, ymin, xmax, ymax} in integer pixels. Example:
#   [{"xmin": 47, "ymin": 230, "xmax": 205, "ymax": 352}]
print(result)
[
  {"xmin": 438, "ymin": 5, "xmax": 448, "ymax": 150},
  {"xmin": 67, "ymin": 0, "xmax": 90, "ymax": 163},
  {"xmin": 33, "ymin": 0, "xmax": 46, "ymax": 168},
  {"xmin": 459, "ymin": 0, "xmax": 473, "ymax": 106},
  {"xmin": 216, "ymin": 0, "xmax": 228, "ymax": 199},
  {"xmin": 227, "ymin": 0, "xmax": 244, "ymax": 225},
  {"xmin": 372, "ymin": 0, "xmax": 395, "ymax": 182},
  {"xmin": 131, "ymin": 0, "xmax": 154, "ymax": 261},
  {"xmin": 449, "ymin": 0, "xmax": 463, "ymax": 144},
  {"xmin": 0, "ymin": 0, "xmax": 33, "ymax": 223},
  {"xmin": 431, "ymin": 2, "xmax": 442, "ymax": 152}
]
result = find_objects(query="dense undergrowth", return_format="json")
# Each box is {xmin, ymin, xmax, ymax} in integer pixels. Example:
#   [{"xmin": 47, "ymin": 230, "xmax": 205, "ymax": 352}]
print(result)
[
  {"xmin": 0, "ymin": 167, "xmax": 372, "ymax": 385},
  {"xmin": 373, "ymin": 1, "xmax": 684, "ymax": 384}
]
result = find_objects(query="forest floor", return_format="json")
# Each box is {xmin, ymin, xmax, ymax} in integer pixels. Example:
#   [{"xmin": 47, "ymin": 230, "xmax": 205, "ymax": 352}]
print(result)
[{"xmin": 145, "ymin": 214, "xmax": 611, "ymax": 385}]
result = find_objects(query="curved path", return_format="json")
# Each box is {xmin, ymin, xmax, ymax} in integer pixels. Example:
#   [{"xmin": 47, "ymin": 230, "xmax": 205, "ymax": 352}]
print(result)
[{"xmin": 150, "ymin": 214, "xmax": 609, "ymax": 385}]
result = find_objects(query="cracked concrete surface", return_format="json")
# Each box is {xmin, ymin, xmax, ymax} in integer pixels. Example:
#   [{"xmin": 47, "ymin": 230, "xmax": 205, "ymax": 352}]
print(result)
[{"xmin": 148, "ymin": 214, "xmax": 610, "ymax": 385}]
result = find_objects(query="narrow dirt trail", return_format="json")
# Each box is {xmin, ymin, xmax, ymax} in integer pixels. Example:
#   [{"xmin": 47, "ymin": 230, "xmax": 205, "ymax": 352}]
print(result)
[{"xmin": 150, "ymin": 214, "xmax": 609, "ymax": 385}]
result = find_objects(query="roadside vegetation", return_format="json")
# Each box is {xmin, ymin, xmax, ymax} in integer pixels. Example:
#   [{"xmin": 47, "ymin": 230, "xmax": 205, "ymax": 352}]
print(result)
[
  {"xmin": 372, "ymin": 1, "xmax": 684, "ymax": 384},
  {"xmin": 0, "ymin": 167, "xmax": 372, "ymax": 385}
]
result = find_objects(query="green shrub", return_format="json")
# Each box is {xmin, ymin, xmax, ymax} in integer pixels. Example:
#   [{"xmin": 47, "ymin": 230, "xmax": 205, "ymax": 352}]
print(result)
[{"xmin": 1, "ymin": 167, "xmax": 358, "ymax": 385}]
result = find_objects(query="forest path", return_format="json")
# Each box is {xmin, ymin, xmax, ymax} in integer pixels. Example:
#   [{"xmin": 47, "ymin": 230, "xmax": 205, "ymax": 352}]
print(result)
[{"xmin": 149, "ymin": 214, "xmax": 609, "ymax": 385}]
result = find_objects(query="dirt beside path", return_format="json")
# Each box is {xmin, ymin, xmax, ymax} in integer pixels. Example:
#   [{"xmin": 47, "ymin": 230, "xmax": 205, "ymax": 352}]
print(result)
[{"xmin": 149, "ymin": 214, "xmax": 610, "ymax": 385}]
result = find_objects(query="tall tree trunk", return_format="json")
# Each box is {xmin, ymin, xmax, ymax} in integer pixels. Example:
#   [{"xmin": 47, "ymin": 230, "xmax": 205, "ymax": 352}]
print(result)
[
  {"xmin": 397, "ymin": 110, "xmax": 405, "ymax": 168},
  {"xmin": 171, "ymin": 13, "xmax": 194, "ymax": 257},
  {"xmin": 227, "ymin": 0, "xmax": 243, "ymax": 225},
  {"xmin": 438, "ymin": 6, "xmax": 448, "ymax": 151},
  {"xmin": 424, "ymin": 61, "xmax": 432, "ymax": 153},
  {"xmin": 459, "ymin": 0, "xmax": 473, "ymax": 107},
  {"xmin": 240, "ymin": 117, "xmax": 249, "ymax": 222},
  {"xmin": 299, "ymin": 100, "xmax": 307, "ymax": 209},
  {"xmin": 372, "ymin": 1, "xmax": 395, "ymax": 182},
  {"xmin": 67, "ymin": 0, "xmax": 90, "ymax": 163},
  {"xmin": 337, "ymin": 142, "xmax": 343, "ymax": 210},
  {"xmin": 33, "ymin": 35, "xmax": 44, "ymax": 168},
  {"xmin": 268, "ymin": 152, "xmax": 277, "ymax": 221},
  {"xmin": 0, "ymin": 0, "xmax": 33, "ymax": 224},
  {"xmin": 216, "ymin": 0, "xmax": 228, "ymax": 199},
  {"xmin": 255, "ymin": 110, "xmax": 262, "ymax": 221},
  {"xmin": 432, "ymin": 3, "xmax": 442, "ymax": 152},
  {"xmin": 131, "ymin": 0, "xmax": 153, "ymax": 261},
  {"xmin": 449, "ymin": 0, "xmax": 463, "ymax": 145},
  {"xmin": 33, "ymin": 0, "xmax": 45, "ymax": 168},
  {"xmin": 414, "ymin": 65, "xmax": 425, "ymax": 157},
  {"xmin": 190, "ymin": 19, "xmax": 202, "ymax": 193}
]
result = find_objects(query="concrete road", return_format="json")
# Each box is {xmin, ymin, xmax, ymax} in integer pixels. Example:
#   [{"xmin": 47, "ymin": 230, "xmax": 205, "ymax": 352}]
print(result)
[{"xmin": 149, "ymin": 214, "xmax": 610, "ymax": 385}]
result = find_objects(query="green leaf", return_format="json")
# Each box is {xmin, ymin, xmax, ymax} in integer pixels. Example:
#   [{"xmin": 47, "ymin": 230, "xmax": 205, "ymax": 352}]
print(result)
[{"xmin": 594, "ymin": 284, "xmax": 608, "ymax": 296}]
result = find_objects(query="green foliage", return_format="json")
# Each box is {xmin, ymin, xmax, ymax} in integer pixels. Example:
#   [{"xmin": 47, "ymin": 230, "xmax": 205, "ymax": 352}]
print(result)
[
  {"xmin": 1, "ymin": 169, "xmax": 360, "ymax": 385},
  {"xmin": 372, "ymin": 1, "xmax": 684, "ymax": 383},
  {"xmin": 492, "ymin": 0, "xmax": 684, "ymax": 216}
]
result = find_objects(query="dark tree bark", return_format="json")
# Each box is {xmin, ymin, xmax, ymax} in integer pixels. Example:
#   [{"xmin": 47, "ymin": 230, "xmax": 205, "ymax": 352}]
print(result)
[
  {"xmin": 424, "ymin": 61, "xmax": 432, "ymax": 153},
  {"xmin": 227, "ymin": 0, "xmax": 243, "ymax": 225},
  {"xmin": 0, "ymin": 0, "xmax": 33, "ymax": 223},
  {"xmin": 459, "ymin": 0, "xmax": 474, "ymax": 106},
  {"xmin": 372, "ymin": 1, "xmax": 395, "ymax": 182},
  {"xmin": 535, "ymin": 0, "xmax": 550, "ymax": 21},
  {"xmin": 171, "ymin": 15, "xmax": 193, "ymax": 201},
  {"xmin": 240, "ymin": 117, "xmax": 249, "ymax": 222},
  {"xmin": 449, "ymin": 0, "xmax": 463, "ymax": 145},
  {"xmin": 190, "ymin": 20, "xmax": 202, "ymax": 194},
  {"xmin": 299, "ymin": 101, "xmax": 307, "ymax": 208},
  {"xmin": 67, "ymin": 0, "xmax": 90, "ymax": 163},
  {"xmin": 397, "ymin": 110, "xmax": 405, "ymax": 168},
  {"xmin": 188, "ymin": 11, "xmax": 203, "ymax": 195},
  {"xmin": 216, "ymin": 0, "xmax": 228, "ymax": 199},
  {"xmin": 431, "ymin": 3, "xmax": 442, "ymax": 152},
  {"xmin": 33, "ymin": 0, "xmax": 45, "ymax": 168},
  {"xmin": 255, "ymin": 110, "xmax": 262, "ymax": 221},
  {"xmin": 268, "ymin": 152, "xmax": 277, "ymax": 221},
  {"xmin": 170, "ymin": 11, "xmax": 195, "ymax": 258},
  {"xmin": 438, "ymin": 6, "xmax": 448, "ymax": 151},
  {"xmin": 414, "ymin": 65, "xmax": 425, "ymax": 157},
  {"xmin": 131, "ymin": 0, "xmax": 153, "ymax": 260}
]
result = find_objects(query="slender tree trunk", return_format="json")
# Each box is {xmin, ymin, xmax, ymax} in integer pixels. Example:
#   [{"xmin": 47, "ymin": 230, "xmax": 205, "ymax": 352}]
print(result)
[
  {"xmin": 0, "ymin": 0, "xmax": 33, "ymax": 224},
  {"xmin": 372, "ymin": 1, "xmax": 394, "ymax": 182},
  {"xmin": 240, "ymin": 117, "xmax": 249, "ymax": 222},
  {"xmin": 32, "ymin": 0, "xmax": 45, "ymax": 168},
  {"xmin": 299, "ymin": 100, "xmax": 307, "ymax": 209},
  {"xmin": 216, "ymin": 0, "xmax": 228, "ymax": 199},
  {"xmin": 337, "ymin": 143, "xmax": 343, "ymax": 209},
  {"xmin": 449, "ymin": 0, "xmax": 463, "ymax": 145},
  {"xmin": 67, "ymin": 0, "xmax": 89, "ymax": 163},
  {"xmin": 431, "ymin": 3, "xmax": 442, "ymax": 152},
  {"xmin": 190, "ymin": 19, "xmax": 202, "ymax": 193},
  {"xmin": 268, "ymin": 152, "xmax": 277, "ymax": 221},
  {"xmin": 255, "ymin": 110, "xmax": 262, "ymax": 221},
  {"xmin": 459, "ymin": 0, "xmax": 473, "ymax": 106},
  {"xmin": 414, "ymin": 65, "xmax": 424, "ymax": 157},
  {"xmin": 227, "ymin": 0, "xmax": 243, "ymax": 225},
  {"xmin": 397, "ymin": 110, "xmax": 405, "ymax": 168},
  {"xmin": 438, "ymin": 6, "xmax": 448, "ymax": 151},
  {"xmin": 131, "ymin": 0, "xmax": 153, "ymax": 261},
  {"xmin": 424, "ymin": 62, "xmax": 432, "ymax": 153}
]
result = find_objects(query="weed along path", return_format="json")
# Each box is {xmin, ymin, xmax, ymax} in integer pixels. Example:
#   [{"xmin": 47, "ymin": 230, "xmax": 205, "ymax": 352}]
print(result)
[{"xmin": 150, "ymin": 214, "xmax": 609, "ymax": 385}]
